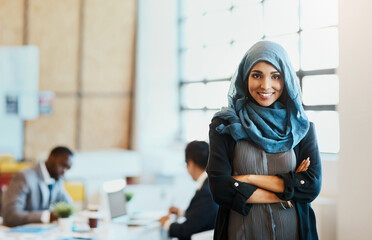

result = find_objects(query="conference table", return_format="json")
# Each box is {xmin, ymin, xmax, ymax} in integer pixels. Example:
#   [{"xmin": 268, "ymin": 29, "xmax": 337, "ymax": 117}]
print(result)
[{"xmin": 0, "ymin": 218, "xmax": 167, "ymax": 240}]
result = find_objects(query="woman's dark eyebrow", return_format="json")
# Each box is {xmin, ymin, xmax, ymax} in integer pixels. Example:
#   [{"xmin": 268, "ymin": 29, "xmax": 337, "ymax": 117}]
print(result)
[{"xmin": 251, "ymin": 70, "xmax": 280, "ymax": 74}]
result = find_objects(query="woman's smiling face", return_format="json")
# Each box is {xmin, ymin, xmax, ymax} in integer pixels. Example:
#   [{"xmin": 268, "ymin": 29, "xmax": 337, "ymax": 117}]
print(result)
[{"xmin": 248, "ymin": 61, "xmax": 284, "ymax": 107}]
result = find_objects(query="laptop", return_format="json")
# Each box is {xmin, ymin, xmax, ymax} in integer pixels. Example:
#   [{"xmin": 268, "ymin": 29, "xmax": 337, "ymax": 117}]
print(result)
[
  {"xmin": 104, "ymin": 180, "xmax": 157, "ymax": 226},
  {"xmin": 102, "ymin": 179, "xmax": 129, "ymax": 224},
  {"xmin": 107, "ymin": 189, "xmax": 129, "ymax": 223}
]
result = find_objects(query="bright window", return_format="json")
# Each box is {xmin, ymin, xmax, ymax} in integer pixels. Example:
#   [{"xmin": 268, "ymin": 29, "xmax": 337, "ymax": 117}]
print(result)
[{"xmin": 178, "ymin": 0, "xmax": 339, "ymax": 153}]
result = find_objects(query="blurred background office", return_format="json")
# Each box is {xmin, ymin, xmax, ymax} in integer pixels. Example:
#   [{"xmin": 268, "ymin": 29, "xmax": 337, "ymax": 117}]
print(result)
[{"xmin": 0, "ymin": 0, "xmax": 371, "ymax": 239}]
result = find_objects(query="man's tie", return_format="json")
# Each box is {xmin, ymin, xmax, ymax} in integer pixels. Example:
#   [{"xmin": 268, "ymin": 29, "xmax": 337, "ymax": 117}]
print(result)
[{"xmin": 48, "ymin": 183, "xmax": 54, "ymax": 205}]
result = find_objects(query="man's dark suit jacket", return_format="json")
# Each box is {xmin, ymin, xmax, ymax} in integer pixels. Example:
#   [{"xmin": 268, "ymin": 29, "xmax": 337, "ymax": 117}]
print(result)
[{"xmin": 168, "ymin": 178, "xmax": 218, "ymax": 240}]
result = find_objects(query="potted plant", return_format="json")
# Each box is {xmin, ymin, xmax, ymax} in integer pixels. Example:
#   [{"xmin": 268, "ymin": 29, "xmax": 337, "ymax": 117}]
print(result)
[
  {"xmin": 125, "ymin": 192, "xmax": 134, "ymax": 202},
  {"xmin": 51, "ymin": 202, "xmax": 75, "ymax": 232}
]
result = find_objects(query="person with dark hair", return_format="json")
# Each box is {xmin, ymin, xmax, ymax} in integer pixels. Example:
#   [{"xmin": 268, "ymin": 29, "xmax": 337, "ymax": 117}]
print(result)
[
  {"xmin": 2, "ymin": 146, "xmax": 73, "ymax": 227},
  {"xmin": 207, "ymin": 41, "xmax": 321, "ymax": 240},
  {"xmin": 159, "ymin": 141, "xmax": 218, "ymax": 240},
  {"xmin": 185, "ymin": 141, "xmax": 209, "ymax": 170}
]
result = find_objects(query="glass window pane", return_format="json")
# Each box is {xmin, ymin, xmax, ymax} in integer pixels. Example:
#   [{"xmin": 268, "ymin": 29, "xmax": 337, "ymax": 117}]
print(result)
[
  {"xmin": 264, "ymin": 0, "xmax": 299, "ymax": 36},
  {"xmin": 180, "ymin": 0, "xmax": 206, "ymax": 18},
  {"xmin": 203, "ymin": 11, "xmax": 232, "ymax": 45},
  {"xmin": 212, "ymin": 41, "xmax": 255, "ymax": 80},
  {"xmin": 267, "ymin": 33, "xmax": 300, "ymax": 71},
  {"xmin": 206, "ymin": 81, "xmax": 230, "ymax": 108},
  {"xmin": 180, "ymin": 17, "xmax": 205, "ymax": 48},
  {"xmin": 231, "ymin": 41, "xmax": 256, "ymax": 63},
  {"xmin": 180, "ymin": 48, "xmax": 205, "ymax": 81},
  {"xmin": 301, "ymin": 27, "xmax": 339, "ymax": 70},
  {"xmin": 301, "ymin": 0, "xmax": 338, "ymax": 30},
  {"xmin": 306, "ymin": 111, "xmax": 340, "ymax": 153},
  {"xmin": 231, "ymin": 3, "xmax": 264, "ymax": 41},
  {"xmin": 181, "ymin": 110, "xmax": 212, "ymax": 142},
  {"xmin": 204, "ymin": 45, "xmax": 235, "ymax": 80},
  {"xmin": 181, "ymin": 83, "xmax": 206, "ymax": 108},
  {"xmin": 233, "ymin": 0, "xmax": 262, "ymax": 7},
  {"xmin": 204, "ymin": 0, "xmax": 232, "ymax": 12},
  {"xmin": 302, "ymin": 75, "xmax": 339, "ymax": 105}
]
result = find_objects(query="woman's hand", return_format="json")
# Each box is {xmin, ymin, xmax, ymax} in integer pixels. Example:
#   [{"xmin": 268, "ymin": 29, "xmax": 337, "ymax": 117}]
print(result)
[
  {"xmin": 232, "ymin": 175, "xmax": 247, "ymax": 182},
  {"xmin": 232, "ymin": 174, "xmax": 284, "ymax": 193},
  {"xmin": 295, "ymin": 157, "xmax": 310, "ymax": 173}
]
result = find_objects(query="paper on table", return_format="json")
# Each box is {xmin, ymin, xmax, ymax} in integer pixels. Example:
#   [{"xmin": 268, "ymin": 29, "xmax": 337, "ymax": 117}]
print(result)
[{"xmin": 7, "ymin": 225, "xmax": 57, "ymax": 233}]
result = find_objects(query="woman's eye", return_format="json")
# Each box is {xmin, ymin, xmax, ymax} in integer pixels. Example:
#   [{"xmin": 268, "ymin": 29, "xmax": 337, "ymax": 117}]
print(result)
[
  {"xmin": 272, "ymin": 74, "xmax": 281, "ymax": 80},
  {"xmin": 252, "ymin": 74, "xmax": 261, "ymax": 79}
]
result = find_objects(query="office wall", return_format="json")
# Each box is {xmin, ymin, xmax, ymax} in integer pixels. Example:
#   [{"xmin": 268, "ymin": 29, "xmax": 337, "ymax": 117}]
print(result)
[
  {"xmin": 24, "ymin": 0, "xmax": 80, "ymax": 159},
  {"xmin": 338, "ymin": 0, "xmax": 372, "ymax": 239},
  {"xmin": 0, "ymin": 0, "xmax": 136, "ymax": 160},
  {"xmin": 0, "ymin": 0, "xmax": 24, "ymax": 45},
  {"xmin": 0, "ymin": 0, "xmax": 25, "ymax": 159},
  {"xmin": 134, "ymin": 0, "xmax": 181, "ymax": 179}
]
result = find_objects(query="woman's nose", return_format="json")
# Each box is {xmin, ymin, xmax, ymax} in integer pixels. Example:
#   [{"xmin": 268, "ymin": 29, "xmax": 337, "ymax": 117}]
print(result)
[{"xmin": 260, "ymin": 77, "xmax": 271, "ymax": 89}]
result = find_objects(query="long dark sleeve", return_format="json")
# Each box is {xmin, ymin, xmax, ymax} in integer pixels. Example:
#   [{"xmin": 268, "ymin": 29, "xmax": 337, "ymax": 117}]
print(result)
[
  {"xmin": 275, "ymin": 122, "xmax": 322, "ymax": 202},
  {"xmin": 207, "ymin": 118, "xmax": 258, "ymax": 216}
]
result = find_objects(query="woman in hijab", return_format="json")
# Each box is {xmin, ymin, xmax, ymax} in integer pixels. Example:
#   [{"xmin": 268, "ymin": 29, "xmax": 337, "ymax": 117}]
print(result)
[{"xmin": 207, "ymin": 41, "xmax": 321, "ymax": 240}]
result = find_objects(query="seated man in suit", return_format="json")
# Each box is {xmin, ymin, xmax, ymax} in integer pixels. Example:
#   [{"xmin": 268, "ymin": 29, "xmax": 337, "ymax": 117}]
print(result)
[
  {"xmin": 159, "ymin": 141, "xmax": 218, "ymax": 240},
  {"xmin": 2, "ymin": 146, "xmax": 73, "ymax": 227}
]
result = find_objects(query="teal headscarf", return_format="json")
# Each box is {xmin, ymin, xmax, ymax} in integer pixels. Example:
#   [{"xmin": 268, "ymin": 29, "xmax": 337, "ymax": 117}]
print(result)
[{"xmin": 213, "ymin": 41, "xmax": 309, "ymax": 153}]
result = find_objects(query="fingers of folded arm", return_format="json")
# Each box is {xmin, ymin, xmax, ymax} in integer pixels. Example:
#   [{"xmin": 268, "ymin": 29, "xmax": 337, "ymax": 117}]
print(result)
[{"xmin": 295, "ymin": 157, "xmax": 310, "ymax": 173}]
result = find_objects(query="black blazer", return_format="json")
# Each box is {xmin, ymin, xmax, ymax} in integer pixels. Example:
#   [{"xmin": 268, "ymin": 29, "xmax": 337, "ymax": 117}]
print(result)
[
  {"xmin": 207, "ymin": 118, "xmax": 322, "ymax": 240},
  {"xmin": 169, "ymin": 178, "xmax": 218, "ymax": 240}
]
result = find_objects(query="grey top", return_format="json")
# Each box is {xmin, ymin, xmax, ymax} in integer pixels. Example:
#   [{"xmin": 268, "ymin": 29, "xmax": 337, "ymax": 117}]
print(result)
[
  {"xmin": 228, "ymin": 141, "xmax": 299, "ymax": 240},
  {"xmin": 2, "ymin": 163, "xmax": 72, "ymax": 227}
]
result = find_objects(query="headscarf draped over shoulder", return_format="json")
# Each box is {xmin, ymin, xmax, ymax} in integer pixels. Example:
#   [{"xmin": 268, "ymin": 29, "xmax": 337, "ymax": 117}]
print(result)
[{"xmin": 213, "ymin": 41, "xmax": 309, "ymax": 153}]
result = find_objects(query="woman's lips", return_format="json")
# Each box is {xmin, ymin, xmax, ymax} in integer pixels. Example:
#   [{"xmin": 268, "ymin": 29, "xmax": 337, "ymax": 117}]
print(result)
[{"xmin": 257, "ymin": 92, "xmax": 274, "ymax": 99}]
